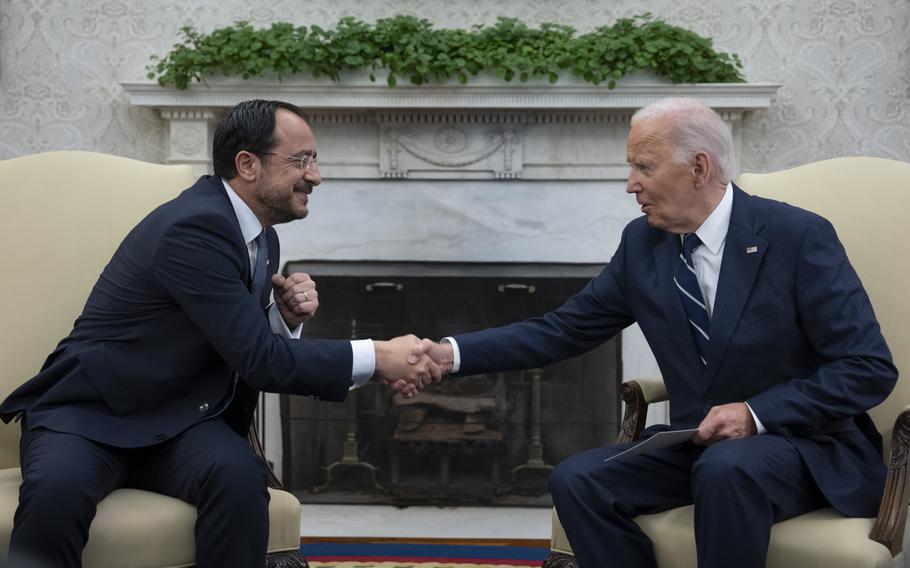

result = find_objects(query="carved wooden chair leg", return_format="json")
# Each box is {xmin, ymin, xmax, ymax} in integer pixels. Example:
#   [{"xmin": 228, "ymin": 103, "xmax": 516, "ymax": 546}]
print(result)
[
  {"xmin": 542, "ymin": 551, "xmax": 579, "ymax": 567},
  {"xmin": 266, "ymin": 549, "xmax": 309, "ymax": 567}
]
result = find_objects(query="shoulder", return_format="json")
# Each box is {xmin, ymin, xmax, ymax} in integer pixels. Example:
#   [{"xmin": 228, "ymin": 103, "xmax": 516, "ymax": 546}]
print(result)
[
  {"xmin": 735, "ymin": 188, "xmax": 832, "ymax": 240},
  {"xmin": 130, "ymin": 176, "xmax": 243, "ymax": 258},
  {"xmin": 142, "ymin": 177, "xmax": 237, "ymax": 233},
  {"xmin": 160, "ymin": 176, "xmax": 232, "ymax": 219}
]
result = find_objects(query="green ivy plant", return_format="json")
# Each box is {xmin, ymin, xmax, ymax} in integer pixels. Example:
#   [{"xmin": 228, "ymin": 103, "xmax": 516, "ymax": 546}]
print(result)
[{"xmin": 147, "ymin": 14, "xmax": 744, "ymax": 90}]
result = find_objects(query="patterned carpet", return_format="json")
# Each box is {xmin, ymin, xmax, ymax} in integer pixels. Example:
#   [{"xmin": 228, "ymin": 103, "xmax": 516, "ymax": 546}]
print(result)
[
  {"xmin": 302, "ymin": 542, "xmax": 548, "ymax": 567},
  {"xmin": 310, "ymin": 560, "xmax": 543, "ymax": 568}
]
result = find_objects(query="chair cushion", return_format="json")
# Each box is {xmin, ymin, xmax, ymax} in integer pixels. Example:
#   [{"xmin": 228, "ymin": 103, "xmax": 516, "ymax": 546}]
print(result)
[
  {"xmin": 0, "ymin": 468, "xmax": 301, "ymax": 567},
  {"xmin": 551, "ymin": 506, "xmax": 898, "ymax": 568}
]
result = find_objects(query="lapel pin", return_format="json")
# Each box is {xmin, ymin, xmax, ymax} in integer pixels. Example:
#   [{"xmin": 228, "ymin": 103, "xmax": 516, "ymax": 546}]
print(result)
[{"xmin": 746, "ymin": 246, "xmax": 758, "ymax": 254}]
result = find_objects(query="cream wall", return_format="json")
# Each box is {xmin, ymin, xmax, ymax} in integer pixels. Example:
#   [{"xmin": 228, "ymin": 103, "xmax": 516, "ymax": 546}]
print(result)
[{"xmin": 1, "ymin": 0, "xmax": 909, "ymax": 170}]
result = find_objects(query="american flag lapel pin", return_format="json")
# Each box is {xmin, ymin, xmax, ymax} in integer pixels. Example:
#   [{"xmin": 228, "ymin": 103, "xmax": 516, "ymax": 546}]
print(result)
[{"xmin": 746, "ymin": 246, "xmax": 758, "ymax": 254}]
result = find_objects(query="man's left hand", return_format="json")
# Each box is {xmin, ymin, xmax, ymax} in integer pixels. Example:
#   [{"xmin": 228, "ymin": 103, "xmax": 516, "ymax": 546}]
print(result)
[
  {"xmin": 693, "ymin": 402, "xmax": 757, "ymax": 446},
  {"xmin": 273, "ymin": 273, "xmax": 318, "ymax": 327}
]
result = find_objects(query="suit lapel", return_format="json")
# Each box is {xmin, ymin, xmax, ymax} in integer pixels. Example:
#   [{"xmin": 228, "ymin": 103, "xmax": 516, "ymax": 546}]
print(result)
[
  {"xmin": 655, "ymin": 232, "xmax": 706, "ymax": 388},
  {"xmin": 702, "ymin": 185, "xmax": 767, "ymax": 388}
]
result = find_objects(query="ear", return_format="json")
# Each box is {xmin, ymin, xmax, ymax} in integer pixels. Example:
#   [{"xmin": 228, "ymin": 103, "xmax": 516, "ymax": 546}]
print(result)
[
  {"xmin": 692, "ymin": 152, "xmax": 710, "ymax": 188},
  {"xmin": 235, "ymin": 151, "xmax": 260, "ymax": 182}
]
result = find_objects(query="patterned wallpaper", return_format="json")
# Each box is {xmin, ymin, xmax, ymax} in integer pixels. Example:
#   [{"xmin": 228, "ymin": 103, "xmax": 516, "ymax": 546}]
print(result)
[{"xmin": 1, "ymin": 0, "xmax": 908, "ymax": 171}]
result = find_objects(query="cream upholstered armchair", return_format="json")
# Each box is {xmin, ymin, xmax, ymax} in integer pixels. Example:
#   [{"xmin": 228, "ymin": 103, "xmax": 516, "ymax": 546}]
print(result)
[
  {"xmin": 545, "ymin": 157, "xmax": 910, "ymax": 568},
  {"xmin": 0, "ymin": 152, "xmax": 305, "ymax": 567}
]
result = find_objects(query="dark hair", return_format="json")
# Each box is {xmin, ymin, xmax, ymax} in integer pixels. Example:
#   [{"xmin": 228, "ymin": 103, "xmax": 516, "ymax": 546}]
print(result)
[{"xmin": 212, "ymin": 99, "xmax": 305, "ymax": 179}]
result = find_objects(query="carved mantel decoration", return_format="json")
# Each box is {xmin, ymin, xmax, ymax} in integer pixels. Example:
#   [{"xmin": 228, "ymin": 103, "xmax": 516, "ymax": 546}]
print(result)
[{"xmin": 122, "ymin": 77, "xmax": 779, "ymax": 178}]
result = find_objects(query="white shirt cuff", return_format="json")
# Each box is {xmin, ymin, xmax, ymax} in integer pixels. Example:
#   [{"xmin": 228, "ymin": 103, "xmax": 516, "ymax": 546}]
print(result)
[
  {"xmin": 442, "ymin": 337, "xmax": 461, "ymax": 374},
  {"xmin": 268, "ymin": 304, "xmax": 303, "ymax": 339},
  {"xmin": 350, "ymin": 339, "xmax": 375, "ymax": 389},
  {"xmin": 745, "ymin": 402, "xmax": 767, "ymax": 435}
]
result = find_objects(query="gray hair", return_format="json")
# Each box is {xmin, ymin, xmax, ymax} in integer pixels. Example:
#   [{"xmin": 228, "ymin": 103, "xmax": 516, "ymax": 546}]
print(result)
[{"xmin": 630, "ymin": 97, "xmax": 737, "ymax": 182}]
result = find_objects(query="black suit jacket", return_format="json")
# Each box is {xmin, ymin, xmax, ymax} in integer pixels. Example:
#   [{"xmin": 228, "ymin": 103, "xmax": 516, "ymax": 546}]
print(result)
[
  {"xmin": 1, "ymin": 175, "xmax": 353, "ymax": 447},
  {"xmin": 455, "ymin": 185, "xmax": 897, "ymax": 517}
]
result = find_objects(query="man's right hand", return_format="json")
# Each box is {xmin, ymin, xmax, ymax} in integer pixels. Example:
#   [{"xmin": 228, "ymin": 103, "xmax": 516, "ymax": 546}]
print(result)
[
  {"xmin": 373, "ymin": 335, "xmax": 442, "ymax": 397},
  {"xmin": 693, "ymin": 402, "xmax": 757, "ymax": 445},
  {"xmin": 412, "ymin": 339, "xmax": 455, "ymax": 376}
]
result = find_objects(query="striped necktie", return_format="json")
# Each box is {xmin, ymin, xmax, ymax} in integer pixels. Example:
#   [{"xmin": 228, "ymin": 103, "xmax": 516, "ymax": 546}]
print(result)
[
  {"xmin": 251, "ymin": 230, "xmax": 269, "ymax": 305},
  {"xmin": 674, "ymin": 234, "xmax": 710, "ymax": 367}
]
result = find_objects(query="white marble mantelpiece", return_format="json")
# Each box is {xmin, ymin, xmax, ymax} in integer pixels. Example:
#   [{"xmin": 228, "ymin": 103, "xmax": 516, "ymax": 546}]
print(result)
[
  {"xmin": 122, "ymin": 76, "xmax": 778, "ymax": 178},
  {"xmin": 123, "ymin": 74, "xmax": 778, "ymax": 110}
]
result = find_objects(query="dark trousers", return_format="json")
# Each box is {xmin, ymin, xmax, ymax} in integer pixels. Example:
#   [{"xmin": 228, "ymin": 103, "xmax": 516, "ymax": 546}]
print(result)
[
  {"xmin": 548, "ymin": 434, "xmax": 827, "ymax": 568},
  {"xmin": 7, "ymin": 417, "xmax": 270, "ymax": 568}
]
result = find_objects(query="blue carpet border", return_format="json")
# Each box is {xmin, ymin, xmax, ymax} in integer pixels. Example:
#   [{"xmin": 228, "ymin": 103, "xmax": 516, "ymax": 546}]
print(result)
[{"xmin": 301, "ymin": 542, "xmax": 548, "ymax": 560}]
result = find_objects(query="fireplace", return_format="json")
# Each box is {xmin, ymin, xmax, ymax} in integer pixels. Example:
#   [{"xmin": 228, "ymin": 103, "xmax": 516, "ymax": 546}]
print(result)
[
  {"xmin": 280, "ymin": 261, "xmax": 620, "ymax": 505},
  {"xmin": 122, "ymin": 75, "xmax": 776, "ymax": 498}
]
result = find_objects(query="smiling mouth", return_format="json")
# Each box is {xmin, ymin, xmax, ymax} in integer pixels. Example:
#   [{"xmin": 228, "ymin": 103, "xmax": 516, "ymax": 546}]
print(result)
[{"xmin": 292, "ymin": 188, "xmax": 309, "ymax": 207}]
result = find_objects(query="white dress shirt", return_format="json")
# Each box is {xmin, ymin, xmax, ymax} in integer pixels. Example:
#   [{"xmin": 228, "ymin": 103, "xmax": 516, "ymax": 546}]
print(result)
[
  {"xmin": 446, "ymin": 182, "xmax": 766, "ymax": 432},
  {"xmin": 222, "ymin": 179, "xmax": 374, "ymax": 387}
]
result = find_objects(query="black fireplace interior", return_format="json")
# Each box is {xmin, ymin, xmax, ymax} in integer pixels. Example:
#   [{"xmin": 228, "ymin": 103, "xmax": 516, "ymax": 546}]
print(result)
[{"xmin": 281, "ymin": 261, "xmax": 620, "ymax": 506}]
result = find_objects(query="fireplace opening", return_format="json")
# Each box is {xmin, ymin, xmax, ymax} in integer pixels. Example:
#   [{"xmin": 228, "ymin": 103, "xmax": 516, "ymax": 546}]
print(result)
[{"xmin": 281, "ymin": 261, "xmax": 620, "ymax": 506}]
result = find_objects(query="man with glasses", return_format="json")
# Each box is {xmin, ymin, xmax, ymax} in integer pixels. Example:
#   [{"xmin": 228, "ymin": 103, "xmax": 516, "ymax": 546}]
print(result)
[{"xmin": 0, "ymin": 99, "xmax": 438, "ymax": 567}]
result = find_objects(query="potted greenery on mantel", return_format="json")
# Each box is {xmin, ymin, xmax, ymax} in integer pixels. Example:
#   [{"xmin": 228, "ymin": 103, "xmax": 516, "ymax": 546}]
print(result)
[{"xmin": 147, "ymin": 14, "xmax": 744, "ymax": 90}]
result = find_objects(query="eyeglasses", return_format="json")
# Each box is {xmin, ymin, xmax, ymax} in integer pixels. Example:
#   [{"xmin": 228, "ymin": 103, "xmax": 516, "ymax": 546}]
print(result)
[{"xmin": 260, "ymin": 152, "xmax": 318, "ymax": 171}]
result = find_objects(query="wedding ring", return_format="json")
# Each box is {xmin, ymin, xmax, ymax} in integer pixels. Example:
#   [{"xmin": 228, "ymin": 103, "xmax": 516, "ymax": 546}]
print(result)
[{"xmin": 303, "ymin": 291, "xmax": 310, "ymax": 302}]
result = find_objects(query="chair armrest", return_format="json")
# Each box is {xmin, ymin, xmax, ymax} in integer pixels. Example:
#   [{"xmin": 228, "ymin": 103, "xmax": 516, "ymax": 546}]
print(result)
[
  {"xmin": 634, "ymin": 376, "xmax": 669, "ymax": 404},
  {"xmin": 869, "ymin": 406, "xmax": 910, "ymax": 557},
  {"xmin": 248, "ymin": 422, "xmax": 283, "ymax": 489},
  {"xmin": 617, "ymin": 378, "xmax": 668, "ymax": 444}
]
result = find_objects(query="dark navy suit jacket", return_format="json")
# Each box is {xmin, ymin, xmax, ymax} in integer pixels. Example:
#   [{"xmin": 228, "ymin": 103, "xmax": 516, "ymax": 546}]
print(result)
[
  {"xmin": 0, "ymin": 175, "xmax": 353, "ymax": 447},
  {"xmin": 455, "ymin": 185, "xmax": 897, "ymax": 517}
]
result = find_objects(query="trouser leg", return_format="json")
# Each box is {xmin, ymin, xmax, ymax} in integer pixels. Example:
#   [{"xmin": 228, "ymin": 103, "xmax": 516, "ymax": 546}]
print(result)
[
  {"xmin": 548, "ymin": 439, "xmax": 701, "ymax": 568},
  {"xmin": 691, "ymin": 436, "xmax": 826, "ymax": 568},
  {"xmin": 131, "ymin": 418, "xmax": 270, "ymax": 568},
  {"xmin": 8, "ymin": 425, "xmax": 128, "ymax": 568}
]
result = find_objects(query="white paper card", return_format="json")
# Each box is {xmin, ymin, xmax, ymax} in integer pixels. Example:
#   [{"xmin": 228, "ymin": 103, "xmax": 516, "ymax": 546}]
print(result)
[{"xmin": 603, "ymin": 428, "xmax": 699, "ymax": 462}]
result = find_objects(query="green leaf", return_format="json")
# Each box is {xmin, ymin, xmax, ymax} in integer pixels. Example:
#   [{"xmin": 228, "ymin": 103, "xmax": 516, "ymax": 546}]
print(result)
[{"xmin": 148, "ymin": 15, "xmax": 745, "ymax": 89}]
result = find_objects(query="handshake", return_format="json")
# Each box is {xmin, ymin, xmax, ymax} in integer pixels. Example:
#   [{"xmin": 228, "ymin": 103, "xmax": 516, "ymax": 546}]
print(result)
[{"xmin": 373, "ymin": 335, "xmax": 454, "ymax": 397}]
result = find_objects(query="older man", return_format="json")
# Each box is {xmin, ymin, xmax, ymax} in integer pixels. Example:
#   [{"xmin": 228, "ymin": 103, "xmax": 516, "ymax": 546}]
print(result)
[
  {"xmin": 1, "ymin": 99, "xmax": 437, "ymax": 567},
  {"xmin": 420, "ymin": 98, "xmax": 896, "ymax": 567}
]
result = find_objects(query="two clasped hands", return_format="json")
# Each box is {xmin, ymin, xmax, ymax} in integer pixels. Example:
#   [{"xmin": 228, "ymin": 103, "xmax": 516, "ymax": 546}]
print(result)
[
  {"xmin": 271, "ymin": 272, "xmax": 455, "ymax": 398},
  {"xmin": 372, "ymin": 336, "xmax": 453, "ymax": 397}
]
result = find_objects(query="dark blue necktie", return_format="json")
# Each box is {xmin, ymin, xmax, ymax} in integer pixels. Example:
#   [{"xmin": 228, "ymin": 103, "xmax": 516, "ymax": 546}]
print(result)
[
  {"xmin": 251, "ymin": 230, "xmax": 269, "ymax": 305},
  {"xmin": 675, "ymin": 234, "xmax": 710, "ymax": 367}
]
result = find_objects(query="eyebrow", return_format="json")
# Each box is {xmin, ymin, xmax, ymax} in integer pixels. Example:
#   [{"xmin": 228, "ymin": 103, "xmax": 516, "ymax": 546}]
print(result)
[{"xmin": 292, "ymin": 150, "xmax": 317, "ymax": 159}]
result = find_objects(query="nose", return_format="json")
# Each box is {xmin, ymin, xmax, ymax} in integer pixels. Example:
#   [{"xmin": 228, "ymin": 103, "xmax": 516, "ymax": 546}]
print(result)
[
  {"xmin": 304, "ymin": 162, "xmax": 321, "ymax": 186},
  {"xmin": 626, "ymin": 169, "xmax": 639, "ymax": 194}
]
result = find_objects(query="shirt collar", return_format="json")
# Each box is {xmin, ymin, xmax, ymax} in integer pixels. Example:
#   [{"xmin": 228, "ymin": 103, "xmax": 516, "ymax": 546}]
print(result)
[
  {"xmin": 221, "ymin": 178, "xmax": 263, "ymax": 246},
  {"xmin": 693, "ymin": 182, "xmax": 733, "ymax": 255}
]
